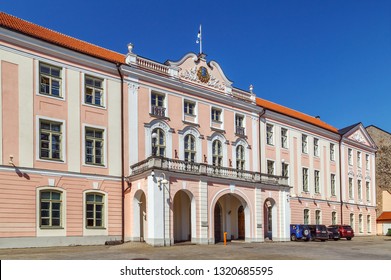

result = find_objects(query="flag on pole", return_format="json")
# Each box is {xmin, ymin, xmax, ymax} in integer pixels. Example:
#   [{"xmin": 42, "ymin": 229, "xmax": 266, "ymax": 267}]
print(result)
[{"xmin": 196, "ymin": 25, "xmax": 202, "ymax": 53}]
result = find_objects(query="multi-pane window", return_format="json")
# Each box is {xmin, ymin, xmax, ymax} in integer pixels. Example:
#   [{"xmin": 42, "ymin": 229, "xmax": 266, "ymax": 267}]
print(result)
[
  {"xmin": 236, "ymin": 145, "xmax": 245, "ymax": 170},
  {"xmin": 282, "ymin": 162, "xmax": 289, "ymax": 177},
  {"xmin": 349, "ymin": 178, "xmax": 353, "ymax": 199},
  {"xmin": 85, "ymin": 76, "xmax": 103, "ymax": 106},
  {"xmin": 331, "ymin": 174, "xmax": 336, "ymax": 196},
  {"xmin": 85, "ymin": 127, "xmax": 104, "ymax": 165},
  {"xmin": 39, "ymin": 63, "xmax": 62, "ymax": 97},
  {"xmin": 314, "ymin": 170, "xmax": 320, "ymax": 193},
  {"xmin": 365, "ymin": 154, "xmax": 370, "ymax": 170},
  {"xmin": 184, "ymin": 134, "xmax": 196, "ymax": 162},
  {"xmin": 367, "ymin": 215, "xmax": 371, "ymax": 233},
  {"xmin": 281, "ymin": 128, "xmax": 288, "ymax": 148},
  {"xmin": 40, "ymin": 120, "xmax": 62, "ymax": 160},
  {"xmin": 266, "ymin": 124, "xmax": 274, "ymax": 145},
  {"xmin": 152, "ymin": 128, "xmax": 166, "ymax": 157},
  {"xmin": 86, "ymin": 193, "xmax": 104, "ymax": 228},
  {"xmin": 304, "ymin": 209, "xmax": 309, "ymax": 225},
  {"xmin": 235, "ymin": 115, "xmax": 245, "ymax": 136},
  {"xmin": 40, "ymin": 190, "xmax": 62, "ymax": 227},
  {"xmin": 211, "ymin": 108, "xmax": 222, "ymax": 122},
  {"xmin": 359, "ymin": 214, "xmax": 363, "ymax": 233},
  {"xmin": 366, "ymin": 182, "xmax": 370, "ymax": 202},
  {"xmin": 302, "ymin": 134, "xmax": 308, "ymax": 154},
  {"xmin": 151, "ymin": 93, "xmax": 166, "ymax": 117},
  {"xmin": 184, "ymin": 100, "xmax": 195, "ymax": 115},
  {"xmin": 357, "ymin": 151, "xmax": 362, "ymax": 168},
  {"xmin": 350, "ymin": 150, "xmax": 354, "ymax": 164},
  {"xmin": 331, "ymin": 212, "xmax": 337, "ymax": 225},
  {"xmin": 350, "ymin": 213, "xmax": 354, "ymax": 229},
  {"xmin": 302, "ymin": 168, "xmax": 309, "ymax": 192},
  {"xmin": 314, "ymin": 138, "xmax": 319, "ymax": 157},
  {"xmin": 212, "ymin": 140, "xmax": 222, "ymax": 166},
  {"xmin": 315, "ymin": 210, "xmax": 321, "ymax": 225},
  {"xmin": 330, "ymin": 143, "xmax": 335, "ymax": 161},
  {"xmin": 267, "ymin": 160, "xmax": 274, "ymax": 175},
  {"xmin": 357, "ymin": 180, "xmax": 362, "ymax": 201}
]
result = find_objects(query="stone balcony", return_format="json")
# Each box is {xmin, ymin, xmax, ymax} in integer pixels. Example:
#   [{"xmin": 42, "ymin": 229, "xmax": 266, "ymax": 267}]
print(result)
[{"xmin": 129, "ymin": 156, "xmax": 289, "ymax": 187}]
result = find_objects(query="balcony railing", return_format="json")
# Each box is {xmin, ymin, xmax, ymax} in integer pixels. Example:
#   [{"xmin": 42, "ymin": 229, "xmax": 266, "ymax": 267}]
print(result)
[
  {"xmin": 151, "ymin": 105, "xmax": 166, "ymax": 117},
  {"xmin": 129, "ymin": 156, "xmax": 289, "ymax": 186},
  {"xmin": 235, "ymin": 126, "xmax": 245, "ymax": 136}
]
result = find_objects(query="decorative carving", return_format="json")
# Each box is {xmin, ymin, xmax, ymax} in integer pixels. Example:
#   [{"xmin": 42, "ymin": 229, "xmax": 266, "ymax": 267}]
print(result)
[
  {"xmin": 351, "ymin": 131, "xmax": 366, "ymax": 144},
  {"xmin": 197, "ymin": 66, "xmax": 210, "ymax": 83},
  {"xmin": 180, "ymin": 66, "xmax": 225, "ymax": 91}
]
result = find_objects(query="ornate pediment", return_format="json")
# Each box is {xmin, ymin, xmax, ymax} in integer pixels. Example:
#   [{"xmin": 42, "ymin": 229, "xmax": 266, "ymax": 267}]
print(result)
[
  {"xmin": 340, "ymin": 123, "xmax": 377, "ymax": 150},
  {"xmin": 348, "ymin": 130, "xmax": 369, "ymax": 145}
]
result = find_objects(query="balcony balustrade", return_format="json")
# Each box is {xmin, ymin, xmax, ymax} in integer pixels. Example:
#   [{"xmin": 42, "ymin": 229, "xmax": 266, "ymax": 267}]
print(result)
[
  {"xmin": 235, "ymin": 126, "xmax": 245, "ymax": 136},
  {"xmin": 151, "ymin": 105, "xmax": 166, "ymax": 117}
]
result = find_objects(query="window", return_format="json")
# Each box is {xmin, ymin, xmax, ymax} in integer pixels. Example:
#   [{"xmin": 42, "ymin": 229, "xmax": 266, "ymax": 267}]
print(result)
[
  {"xmin": 211, "ymin": 107, "xmax": 222, "ymax": 122},
  {"xmin": 330, "ymin": 143, "xmax": 335, "ymax": 161},
  {"xmin": 350, "ymin": 213, "xmax": 354, "ymax": 229},
  {"xmin": 331, "ymin": 212, "xmax": 337, "ymax": 225},
  {"xmin": 184, "ymin": 134, "xmax": 196, "ymax": 162},
  {"xmin": 314, "ymin": 138, "xmax": 319, "ymax": 157},
  {"xmin": 266, "ymin": 124, "xmax": 274, "ymax": 145},
  {"xmin": 235, "ymin": 115, "xmax": 245, "ymax": 136},
  {"xmin": 315, "ymin": 210, "xmax": 321, "ymax": 225},
  {"xmin": 367, "ymin": 215, "xmax": 371, "ymax": 233},
  {"xmin": 348, "ymin": 148, "xmax": 353, "ymax": 165},
  {"xmin": 40, "ymin": 190, "xmax": 62, "ymax": 227},
  {"xmin": 331, "ymin": 174, "xmax": 336, "ymax": 196},
  {"xmin": 184, "ymin": 100, "xmax": 195, "ymax": 115},
  {"xmin": 304, "ymin": 209, "xmax": 309, "ymax": 225},
  {"xmin": 212, "ymin": 140, "xmax": 222, "ymax": 166},
  {"xmin": 151, "ymin": 93, "xmax": 166, "ymax": 117},
  {"xmin": 85, "ymin": 127, "xmax": 104, "ymax": 165},
  {"xmin": 282, "ymin": 162, "xmax": 289, "ymax": 177},
  {"xmin": 281, "ymin": 128, "xmax": 288, "ymax": 148},
  {"xmin": 357, "ymin": 180, "xmax": 362, "ymax": 200},
  {"xmin": 366, "ymin": 182, "xmax": 370, "ymax": 202},
  {"xmin": 152, "ymin": 128, "xmax": 166, "ymax": 156},
  {"xmin": 86, "ymin": 193, "xmax": 104, "ymax": 228},
  {"xmin": 39, "ymin": 62, "xmax": 62, "ymax": 97},
  {"xmin": 267, "ymin": 160, "xmax": 274, "ymax": 175},
  {"xmin": 359, "ymin": 214, "xmax": 363, "ymax": 233},
  {"xmin": 85, "ymin": 75, "xmax": 103, "ymax": 106},
  {"xmin": 40, "ymin": 120, "xmax": 62, "ymax": 160},
  {"xmin": 357, "ymin": 151, "xmax": 362, "ymax": 168},
  {"xmin": 349, "ymin": 178, "xmax": 353, "ymax": 199},
  {"xmin": 236, "ymin": 145, "xmax": 245, "ymax": 170},
  {"xmin": 365, "ymin": 154, "xmax": 370, "ymax": 170},
  {"xmin": 314, "ymin": 170, "xmax": 320, "ymax": 193},
  {"xmin": 302, "ymin": 134, "xmax": 308, "ymax": 154},
  {"xmin": 302, "ymin": 168, "xmax": 309, "ymax": 192}
]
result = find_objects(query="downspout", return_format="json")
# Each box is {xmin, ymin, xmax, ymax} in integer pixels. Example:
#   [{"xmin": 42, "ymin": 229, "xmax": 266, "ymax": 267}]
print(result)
[
  {"xmin": 116, "ymin": 63, "xmax": 125, "ymax": 243},
  {"xmin": 339, "ymin": 135, "xmax": 343, "ymax": 225},
  {"xmin": 259, "ymin": 109, "xmax": 266, "ymax": 173}
]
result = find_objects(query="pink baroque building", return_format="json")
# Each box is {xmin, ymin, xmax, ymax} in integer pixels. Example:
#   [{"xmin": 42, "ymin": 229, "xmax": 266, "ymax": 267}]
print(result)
[{"xmin": 0, "ymin": 13, "xmax": 377, "ymax": 248}]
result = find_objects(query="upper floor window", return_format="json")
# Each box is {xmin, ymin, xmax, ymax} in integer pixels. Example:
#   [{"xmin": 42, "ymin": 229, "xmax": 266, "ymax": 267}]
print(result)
[
  {"xmin": 266, "ymin": 124, "xmax": 274, "ymax": 145},
  {"xmin": 314, "ymin": 138, "xmax": 319, "ymax": 157},
  {"xmin": 302, "ymin": 168, "xmax": 309, "ymax": 192},
  {"xmin": 184, "ymin": 134, "xmax": 196, "ymax": 162},
  {"xmin": 40, "ymin": 190, "xmax": 62, "ymax": 228},
  {"xmin": 151, "ymin": 128, "xmax": 166, "ymax": 157},
  {"xmin": 236, "ymin": 145, "xmax": 245, "ymax": 170},
  {"xmin": 184, "ymin": 100, "xmax": 195, "ymax": 116},
  {"xmin": 331, "ymin": 174, "xmax": 336, "ymax": 196},
  {"xmin": 40, "ymin": 120, "xmax": 62, "ymax": 161},
  {"xmin": 365, "ymin": 154, "xmax": 370, "ymax": 170},
  {"xmin": 330, "ymin": 143, "xmax": 335, "ymax": 161},
  {"xmin": 314, "ymin": 170, "xmax": 320, "ymax": 193},
  {"xmin": 39, "ymin": 63, "xmax": 62, "ymax": 98},
  {"xmin": 267, "ymin": 160, "xmax": 274, "ymax": 175},
  {"xmin": 235, "ymin": 115, "xmax": 245, "ymax": 136},
  {"xmin": 348, "ymin": 148, "xmax": 353, "ymax": 165},
  {"xmin": 211, "ymin": 107, "xmax": 222, "ymax": 122},
  {"xmin": 366, "ymin": 181, "xmax": 370, "ymax": 202},
  {"xmin": 85, "ymin": 75, "xmax": 103, "ymax": 106},
  {"xmin": 282, "ymin": 162, "xmax": 289, "ymax": 177},
  {"xmin": 302, "ymin": 134, "xmax": 308, "ymax": 154},
  {"xmin": 349, "ymin": 178, "xmax": 353, "ymax": 199},
  {"xmin": 357, "ymin": 180, "xmax": 362, "ymax": 201},
  {"xmin": 357, "ymin": 151, "xmax": 362, "ymax": 168},
  {"xmin": 86, "ymin": 193, "xmax": 104, "ymax": 228},
  {"xmin": 85, "ymin": 127, "xmax": 104, "ymax": 165},
  {"xmin": 212, "ymin": 140, "xmax": 222, "ymax": 166},
  {"xmin": 151, "ymin": 93, "xmax": 166, "ymax": 117},
  {"xmin": 281, "ymin": 128, "xmax": 288, "ymax": 148}
]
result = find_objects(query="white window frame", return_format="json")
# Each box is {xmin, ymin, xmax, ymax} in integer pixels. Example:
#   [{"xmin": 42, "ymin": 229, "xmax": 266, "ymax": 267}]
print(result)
[
  {"xmin": 367, "ymin": 215, "xmax": 371, "ymax": 233},
  {"xmin": 150, "ymin": 90, "xmax": 168, "ymax": 117},
  {"xmin": 179, "ymin": 126, "xmax": 202, "ymax": 163},
  {"xmin": 331, "ymin": 174, "xmax": 336, "ymax": 196},
  {"xmin": 315, "ymin": 210, "xmax": 321, "ymax": 225},
  {"xmin": 314, "ymin": 170, "xmax": 320, "ymax": 193},
  {"xmin": 348, "ymin": 148, "xmax": 353, "ymax": 166},
  {"xmin": 357, "ymin": 151, "xmax": 362, "ymax": 168},
  {"xmin": 302, "ymin": 167, "xmax": 309, "ymax": 192},
  {"xmin": 302, "ymin": 134, "xmax": 308, "ymax": 154},
  {"xmin": 36, "ymin": 60, "xmax": 65, "ymax": 100},
  {"xmin": 330, "ymin": 143, "xmax": 335, "ymax": 161},
  {"xmin": 365, "ymin": 154, "xmax": 370, "ymax": 170},
  {"xmin": 211, "ymin": 106, "xmax": 223, "ymax": 123},
  {"xmin": 232, "ymin": 138, "xmax": 249, "ymax": 171},
  {"xmin": 357, "ymin": 179, "xmax": 362, "ymax": 201},
  {"xmin": 281, "ymin": 127, "xmax": 288, "ymax": 149},
  {"xmin": 266, "ymin": 124, "xmax": 274, "ymax": 145},
  {"xmin": 314, "ymin": 138, "xmax": 319, "ymax": 157},
  {"xmin": 348, "ymin": 177, "xmax": 354, "ymax": 199},
  {"xmin": 208, "ymin": 133, "xmax": 227, "ymax": 167},
  {"xmin": 366, "ymin": 181, "xmax": 370, "ymax": 202},
  {"xmin": 331, "ymin": 211, "xmax": 337, "ymax": 225},
  {"xmin": 267, "ymin": 160, "xmax": 275, "ymax": 175},
  {"xmin": 304, "ymin": 209, "xmax": 310, "ymax": 225}
]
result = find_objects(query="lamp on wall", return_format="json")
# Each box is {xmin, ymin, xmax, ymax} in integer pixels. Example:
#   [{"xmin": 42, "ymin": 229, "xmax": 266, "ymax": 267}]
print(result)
[{"xmin": 9, "ymin": 155, "xmax": 14, "ymax": 165}]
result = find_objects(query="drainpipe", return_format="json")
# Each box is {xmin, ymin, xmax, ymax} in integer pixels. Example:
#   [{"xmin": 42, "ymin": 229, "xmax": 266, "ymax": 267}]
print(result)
[
  {"xmin": 339, "ymin": 135, "xmax": 343, "ymax": 225},
  {"xmin": 258, "ymin": 109, "xmax": 266, "ymax": 173},
  {"xmin": 116, "ymin": 63, "xmax": 125, "ymax": 243}
]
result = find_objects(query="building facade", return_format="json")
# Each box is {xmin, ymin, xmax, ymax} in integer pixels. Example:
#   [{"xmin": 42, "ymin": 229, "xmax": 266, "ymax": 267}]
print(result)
[{"xmin": 0, "ymin": 12, "xmax": 377, "ymax": 248}]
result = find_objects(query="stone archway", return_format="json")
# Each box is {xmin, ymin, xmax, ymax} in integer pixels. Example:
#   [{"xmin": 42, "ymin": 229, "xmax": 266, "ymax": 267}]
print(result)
[
  {"xmin": 133, "ymin": 190, "xmax": 147, "ymax": 242},
  {"xmin": 173, "ymin": 190, "xmax": 195, "ymax": 243}
]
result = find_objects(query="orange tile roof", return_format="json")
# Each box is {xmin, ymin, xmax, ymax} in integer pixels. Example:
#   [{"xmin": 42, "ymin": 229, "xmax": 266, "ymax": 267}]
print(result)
[
  {"xmin": 377, "ymin": 212, "xmax": 391, "ymax": 222},
  {"xmin": 0, "ymin": 12, "xmax": 125, "ymax": 64},
  {"xmin": 256, "ymin": 97, "xmax": 339, "ymax": 133}
]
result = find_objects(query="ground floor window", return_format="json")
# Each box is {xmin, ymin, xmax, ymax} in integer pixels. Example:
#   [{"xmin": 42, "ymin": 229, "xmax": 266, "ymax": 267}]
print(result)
[
  {"xmin": 86, "ymin": 193, "xmax": 104, "ymax": 228},
  {"xmin": 304, "ymin": 209, "xmax": 309, "ymax": 224},
  {"xmin": 40, "ymin": 190, "xmax": 62, "ymax": 228}
]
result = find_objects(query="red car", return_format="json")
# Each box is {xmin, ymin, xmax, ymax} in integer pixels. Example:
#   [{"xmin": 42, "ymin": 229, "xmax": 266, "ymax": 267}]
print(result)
[{"xmin": 328, "ymin": 225, "xmax": 354, "ymax": 240}]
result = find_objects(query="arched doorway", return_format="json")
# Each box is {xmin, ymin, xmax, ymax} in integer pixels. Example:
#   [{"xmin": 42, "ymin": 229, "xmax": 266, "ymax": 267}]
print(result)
[
  {"xmin": 264, "ymin": 198, "xmax": 276, "ymax": 240},
  {"xmin": 173, "ymin": 190, "xmax": 192, "ymax": 243},
  {"xmin": 133, "ymin": 190, "xmax": 147, "ymax": 242}
]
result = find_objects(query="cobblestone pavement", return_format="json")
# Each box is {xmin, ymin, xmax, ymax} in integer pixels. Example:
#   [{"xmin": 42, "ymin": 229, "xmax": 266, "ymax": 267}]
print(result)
[{"xmin": 1, "ymin": 236, "xmax": 390, "ymax": 260}]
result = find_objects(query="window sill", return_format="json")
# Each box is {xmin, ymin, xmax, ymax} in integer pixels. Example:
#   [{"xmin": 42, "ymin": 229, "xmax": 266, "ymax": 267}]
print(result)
[
  {"xmin": 149, "ymin": 113, "xmax": 170, "ymax": 121},
  {"xmin": 40, "ymin": 226, "xmax": 64, "ymax": 230},
  {"xmin": 182, "ymin": 120, "xmax": 200, "ymax": 127},
  {"xmin": 86, "ymin": 227, "xmax": 106, "ymax": 230},
  {"xmin": 82, "ymin": 102, "xmax": 107, "ymax": 110},
  {"xmin": 37, "ymin": 92, "xmax": 65, "ymax": 101},
  {"xmin": 37, "ymin": 158, "xmax": 65, "ymax": 164},
  {"xmin": 84, "ymin": 163, "xmax": 107, "ymax": 168},
  {"xmin": 210, "ymin": 127, "xmax": 225, "ymax": 133}
]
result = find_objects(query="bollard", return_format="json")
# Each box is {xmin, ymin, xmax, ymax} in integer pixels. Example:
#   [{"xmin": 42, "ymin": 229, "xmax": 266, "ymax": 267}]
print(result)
[{"xmin": 224, "ymin": 232, "xmax": 227, "ymax": 245}]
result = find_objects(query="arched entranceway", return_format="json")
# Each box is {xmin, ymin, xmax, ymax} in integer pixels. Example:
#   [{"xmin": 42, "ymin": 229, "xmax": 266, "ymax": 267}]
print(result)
[
  {"xmin": 213, "ymin": 193, "xmax": 249, "ymax": 243},
  {"xmin": 133, "ymin": 190, "xmax": 147, "ymax": 242},
  {"xmin": 264, "ymin": 198, "xmax": 277, "ymax": 240},
  {"xmin": 173, "ymin": 190, "xmax": 194, "ymax": 243}
]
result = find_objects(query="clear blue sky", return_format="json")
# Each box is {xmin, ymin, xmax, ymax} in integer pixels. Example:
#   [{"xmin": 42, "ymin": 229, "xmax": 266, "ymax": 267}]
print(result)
[{"xmin": 3, "ymin": 0, "xmax": 391, "ymax": 132}]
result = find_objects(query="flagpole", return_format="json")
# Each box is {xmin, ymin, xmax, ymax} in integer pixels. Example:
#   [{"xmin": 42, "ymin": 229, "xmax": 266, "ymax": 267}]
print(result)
[{"xmin": 200, "ymin": 24, "xmax": 202, "ymax": 54}]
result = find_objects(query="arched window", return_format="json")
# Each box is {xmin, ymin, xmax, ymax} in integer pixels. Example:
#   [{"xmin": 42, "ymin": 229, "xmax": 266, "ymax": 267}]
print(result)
[
  {"xmin": 86, "ymin": 193, "xmax": 105, "ymax": 228},
  {"xmin": 212, "ymin": 140, "xmax": 222, "ymax": 167},
  {"xmin": 152, "ymin": 128, "xmax": 165, "ymax": 156},
  {"xmin": 236, "ymin": 145, "xmax": 245, "ymax": 170},
  {"xmin": 40, "ymin": 190, "xmax": 62, "ymax": 227},
  {"xmin": 184, "ymin": 134, "xmax": 196, "ymax": 162}
]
